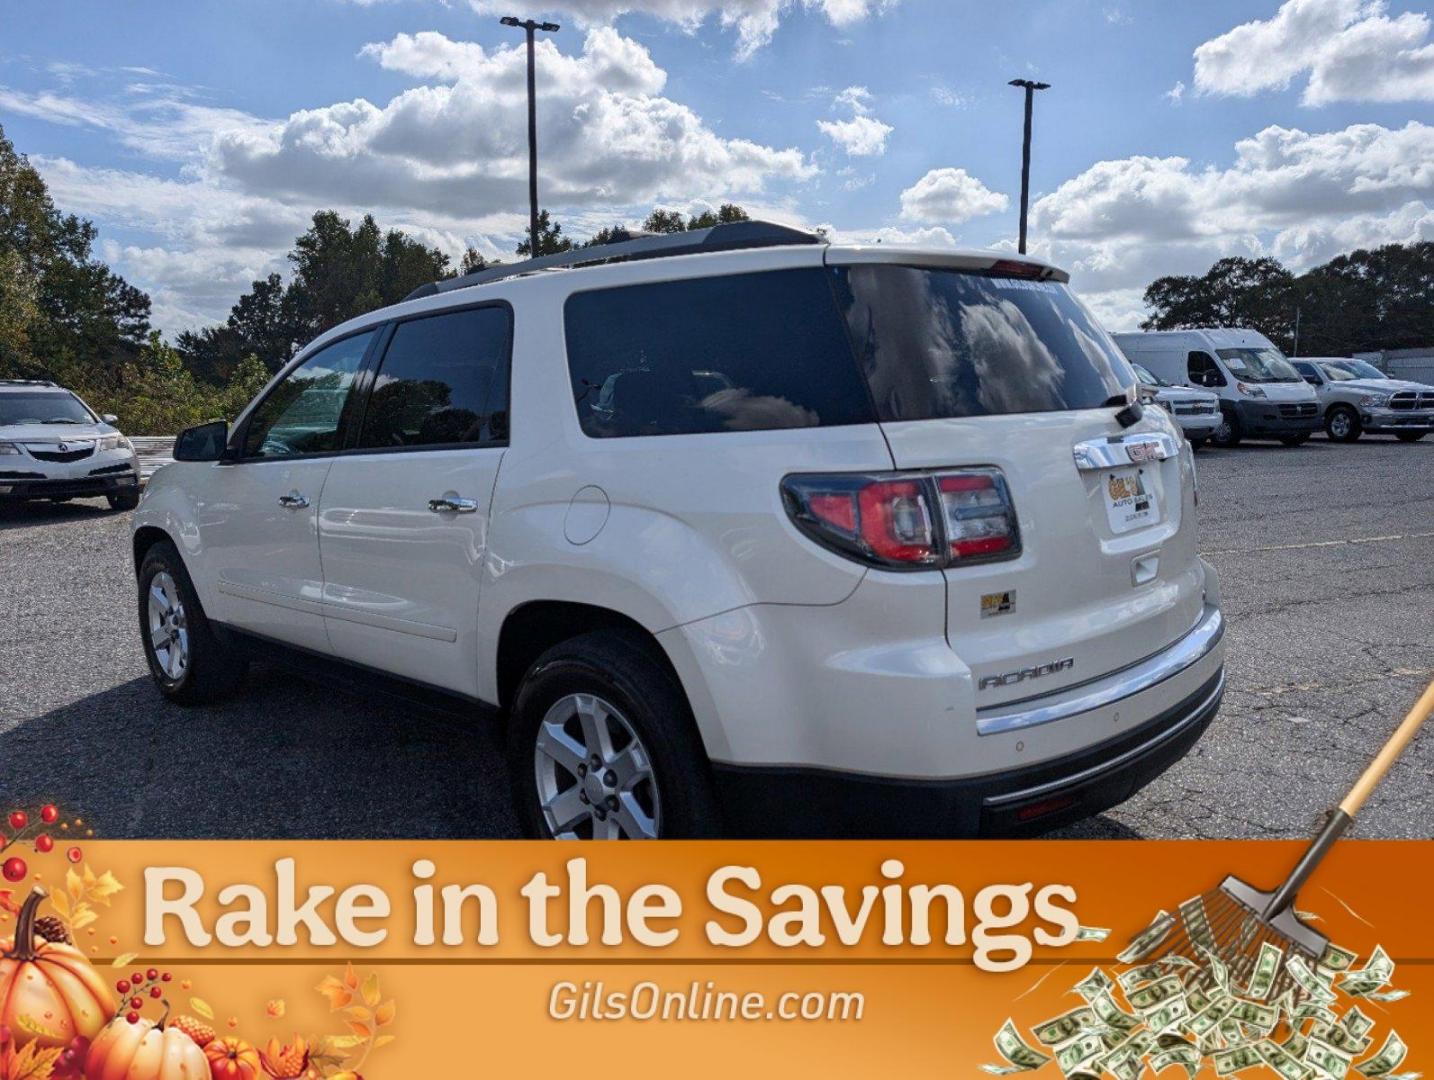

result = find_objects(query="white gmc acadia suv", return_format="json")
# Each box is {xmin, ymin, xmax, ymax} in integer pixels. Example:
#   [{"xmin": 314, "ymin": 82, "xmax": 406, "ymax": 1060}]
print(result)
[{"xmin": 131, "ymin": 222, "xmax": 1226, "ymax": 839}]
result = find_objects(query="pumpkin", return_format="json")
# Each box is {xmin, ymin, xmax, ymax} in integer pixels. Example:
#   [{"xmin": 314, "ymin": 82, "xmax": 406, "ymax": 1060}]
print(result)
[
  {"xmin": 204, "ymin": 1036, "xmax": 261, "ymax": 1080},
  {"xmin": 85, "ymin": 1014, "xmax": 209, "ymax": 1080},
  {"xmin": 0, "ymin": 887, "xmax": 115, "ymax": 1050}
]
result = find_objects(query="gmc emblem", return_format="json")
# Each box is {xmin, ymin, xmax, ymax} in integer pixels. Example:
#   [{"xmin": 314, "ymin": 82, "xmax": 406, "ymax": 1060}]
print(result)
[
  {"xmin": 1126, "ymin": 440, "xmax": 1162, "ymax": 463},
  {"xmin": 978, "ymin": 657, "xmax": 1075, "ymax": 691}
]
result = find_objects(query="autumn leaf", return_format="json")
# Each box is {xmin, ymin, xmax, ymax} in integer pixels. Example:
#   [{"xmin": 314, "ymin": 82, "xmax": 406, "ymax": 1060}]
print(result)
[
  {"xmin": 342, "ymin": 1006, "xmax": 371, "ymax": 1025},
  {"xmin": 316, "ymin": 975, "xmax": 352, "ymax": 1011},
  {"xmin": 360, "ymin": 972, "xmax": 380, "ymax": 1008},
  {"xmin": 373, "ymin": 999, "xmax": 395, "ymax": 1027},
  {"xmin": 322, "ymin": 1035, "xmax": 365, "ymax": 1052},
  {"xmin": 3, "ymin": 1041, "xmax": 64, "ymax": 1080},
  {"xmin": 70, "ymin": 907, "xmax": 98, "ymax": 931},
  {"xmin": 65, "ymin": 868, "xmax": 83, "ymax": 904},
  {"xmin": 189, "ymin": 997, "xmax": 215, "ymax": 1021},
  {"xmin": 0, "ymin": 890, "xmax": 19, "ymax": 917},
  {"xmin": 110, "ymin": 952, "xmax": 138, "ymax": 968},
  {"xmin": 47, "ymin": 891, "xmax": 69, "ymax": 920},
  {"xmin": 373, "ymin": 1034, "xmax": 396, "ymax": 1049},
  {"xmin": 265, "ymin": 999, "xmax": 285, "ymax": 1019},
  {"xmin": 86, "ymin": 868, "xmax": 124, "ymax": 905},
  {"xmin": 342, "ymin": 963, "xmax": 359, "ymax": 990},
  {"xmin": 344, "ymin": 1021, "xmax": 372, "ymax": 1040}
]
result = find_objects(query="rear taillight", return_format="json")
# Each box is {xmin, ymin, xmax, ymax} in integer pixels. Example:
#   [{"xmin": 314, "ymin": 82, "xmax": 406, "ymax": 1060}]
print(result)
[{"xmin": 782, "ymin": 468, "xmax": 1020, "ymax": 571}]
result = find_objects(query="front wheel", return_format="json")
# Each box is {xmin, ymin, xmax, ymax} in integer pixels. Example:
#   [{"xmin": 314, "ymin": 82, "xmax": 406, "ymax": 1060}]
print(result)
[
  {"xmin": 1211, "ymin": 408, "xmax": 1242, "ymax": 448},
  {"xmin": 1280, "ymin": 433, "xmax": 1310, "ymax": 447},
  {"xmin": 1325, "ymin": 405, "xmax": 1361, "ymax": 442},
  {"xmin": 1396, "ymin": 431, "xmax": 1426, "ymax": 443},
  {"xmin": 509, "ymin": 630, "xmax": 720, "ymax": 839},
  {"xmin": 107, "ymin": 489, "xmax": 140, "ymax": 511},
  {"xmin": 138, "ymin": 540, "xmax": 248, "ymax": 704}
]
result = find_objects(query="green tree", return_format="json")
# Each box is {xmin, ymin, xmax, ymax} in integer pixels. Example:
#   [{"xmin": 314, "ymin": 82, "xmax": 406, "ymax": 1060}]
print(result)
[
  {"xmin": 1141, "ymin": 257, "xmax": 1297, "ymax": 350},
  {"xmin": 514, "ymin": 210, "xmax": 574, "ymax": 257}
]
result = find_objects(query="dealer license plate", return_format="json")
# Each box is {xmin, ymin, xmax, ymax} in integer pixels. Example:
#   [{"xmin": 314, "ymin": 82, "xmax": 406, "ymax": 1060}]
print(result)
[{"xmin": 1103, "ymin": 467, "xmax": 1158, "ymax": 534}]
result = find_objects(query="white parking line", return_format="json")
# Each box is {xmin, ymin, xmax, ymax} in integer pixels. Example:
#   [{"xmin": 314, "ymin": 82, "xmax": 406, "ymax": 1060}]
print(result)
[{"xmin": 1203, "ymin": 530, "xmax": 1434, "ymax": 557}]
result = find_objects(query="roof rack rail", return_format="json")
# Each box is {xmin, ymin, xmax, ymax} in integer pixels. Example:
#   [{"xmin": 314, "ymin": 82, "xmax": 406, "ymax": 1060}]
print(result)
[
  {"xmin": 405, "ymin": 220, "xmax": 824, "ymax": 301},
  {"xmin": 0, "ymin": 379, "xmax": 58, "ymax": 387}
]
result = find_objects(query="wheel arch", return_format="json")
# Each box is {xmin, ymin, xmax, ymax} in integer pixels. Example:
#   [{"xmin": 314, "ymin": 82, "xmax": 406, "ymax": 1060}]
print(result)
[{"xmin": 132, "ymin": 524, "xmax": 175, "ymax": 572}]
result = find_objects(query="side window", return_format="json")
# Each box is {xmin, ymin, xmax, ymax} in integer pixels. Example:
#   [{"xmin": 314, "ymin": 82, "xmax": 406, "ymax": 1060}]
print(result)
[
  {"xmin": 1187, "ymin": 351, "xmax": 1225, "ymax": 388},
  {"xmin": 355, "ymin": 306, "xmax": 512, "ymax": 450},
  {"xmin": 564, "ymin": 269, "xmax": 875, "ymax": 438},
  {"xmin": 242, "ymin": 330, "xmax": 374, "ymax": 459}
]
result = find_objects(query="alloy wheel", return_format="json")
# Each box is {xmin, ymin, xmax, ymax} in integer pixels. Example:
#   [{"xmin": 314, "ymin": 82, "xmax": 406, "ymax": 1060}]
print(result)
[
  {"xmin": 533, "ymin": 692, "xmax": 661, "ymax": 839},
  {"xmin": 146, "ymin": 571, "xmax": 189, "ymax": 682}
]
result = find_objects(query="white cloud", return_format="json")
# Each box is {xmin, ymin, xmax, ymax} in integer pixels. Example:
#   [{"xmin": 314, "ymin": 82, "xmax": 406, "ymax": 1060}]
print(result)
[
  {"xmin": 1027, "ymin": 120, "xmax": 1434, "ymax": 325},
  {"xmin": 467, "ymin": 0, "xmax": 900, "ymax": 59},
  {"xmin": 817, "ymin": 85, "xmax": 893, "ymax": 156},
  {"xmin": 825, "ymin": 223, "xmax": 959, "ymax": 247},
  {"xmin": 1165, "ymin": 80, "xmax": 1185, "ymax": 104},
  {"xmin": 898, "ymin": 167, "xmax": 1009, "ymax": 224},
  {"xmin": 1193, "ymin": 0, "xmax": 1434, "ymax": 105}
]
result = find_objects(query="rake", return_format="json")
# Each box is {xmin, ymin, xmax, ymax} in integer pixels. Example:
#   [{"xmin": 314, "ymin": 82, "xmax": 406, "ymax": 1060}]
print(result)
[{"xmin": 1136, "ymin": 677, "xmax": 1434, "ymax": 1003}]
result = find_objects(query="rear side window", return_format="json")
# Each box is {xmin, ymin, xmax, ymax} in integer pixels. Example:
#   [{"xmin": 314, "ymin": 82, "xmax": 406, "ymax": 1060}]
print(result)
[
  {"xmin": 564, "ymin": 269, "xmax": 875, "ymax": 438},
  {"xmin": 356, "ymin": 306, "xmax": 511, "ymax": 449},
  {"xmin": 831, "ymin": 266, "xmax": 1134, "ymax": 421}
]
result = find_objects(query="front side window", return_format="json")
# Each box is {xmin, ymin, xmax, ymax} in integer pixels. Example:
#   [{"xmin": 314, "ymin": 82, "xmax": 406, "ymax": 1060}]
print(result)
[
  {"xmin": 832, "ymin": 266, "xmax": 1134, "ymax": 421},
  {"xmin": 242, "ymin": 330, "xmax": 374, "ymax": 458},
  {"xmin": 1188, "ymin": 351, "xmax": 1225, "ymax": 387},
  {"xmin": 565, "ymin": 269, "xmax": 876, "ymax": 438},
  {"xmin": 356, "ymin": 306, "xmax": 511, "ymax": 449},
  {"xmin": 1216, "ymin": 347, "xmax": 1300, "ymax": 383},
  {"xmin": 0, "ymin": 391, "xmax": 95, "ymax": 426}
]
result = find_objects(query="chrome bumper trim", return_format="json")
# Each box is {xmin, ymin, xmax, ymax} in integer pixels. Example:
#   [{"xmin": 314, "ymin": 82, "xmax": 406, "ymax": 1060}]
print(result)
[
  {"xmin": 983, "ymin": 669, "xmax": 1224, "ymax": 808},
  {"xmin": 976, "ymin": 603, "xmax": 1224, "ymax": 736}
]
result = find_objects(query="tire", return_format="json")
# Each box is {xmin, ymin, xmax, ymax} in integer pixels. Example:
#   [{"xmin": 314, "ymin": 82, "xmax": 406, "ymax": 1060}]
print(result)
[
  {"xmin": 1279, "ymin": 433, "xmax": 1310, "ymax": 447},
  {"xmin": 508, "ymin": 629, "xmax": 720, "ymax": 840},
  {"xmin": 137, "ymin": 540, "xmax": 247, "ymax": 704},
  {"xmin": 1395, "ymin": 431, "xmax": 1426, "ymax": 443},
  {"xmin": 107, "ymin": 489, "xmax": 140, "ymax": 511},
  {"xmin": 1325, "ymin": 405, "xmax": 1362, "ymax": 443},
  {"xmin": 1211, "ymin": 407, "xmax": 1242, "ymax": 448},
  {"xmin": 1187, "ymin": 437, "xmax": 1207, "ymax": 451}
]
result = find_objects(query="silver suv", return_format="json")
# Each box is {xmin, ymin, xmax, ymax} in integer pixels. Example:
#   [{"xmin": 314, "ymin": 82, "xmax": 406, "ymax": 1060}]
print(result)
[
  {"xmin": 0, "ymin": 380, "xmax": 140, "ymax": 509},
  {"xmin": 1291, "ymin": 359, "xmax": 1433, "ymax": 443}
]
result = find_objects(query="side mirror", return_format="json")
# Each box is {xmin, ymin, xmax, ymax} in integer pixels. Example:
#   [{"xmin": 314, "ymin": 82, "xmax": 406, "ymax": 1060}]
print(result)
[
  {"xmin": 100, "ymin": 413, "xmax": 119, "ymax": 425},
  {"xmin": 174, "ymin": 420, "xmax": 230, "ymax": 462}
]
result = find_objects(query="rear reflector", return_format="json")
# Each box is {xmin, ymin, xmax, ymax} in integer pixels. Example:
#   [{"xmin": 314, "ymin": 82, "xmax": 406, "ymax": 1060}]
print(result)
[
  {"xmin": 1015, "ymin": 794, "xmax": 1078, "ymax": 822},
  {"xmin": 782, "ymin": 468, "xmax": 1020, "ymax": 571}
]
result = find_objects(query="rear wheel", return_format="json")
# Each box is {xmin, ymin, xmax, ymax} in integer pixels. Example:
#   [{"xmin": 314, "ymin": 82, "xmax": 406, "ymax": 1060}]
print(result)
[
  {"xmin": 1325, "ymin": 405, "xmax": 1361, "ymax": 442},
  {"xmin": 1395, "ymin": 431, "xmax": 1426, "ymax": 443},
  {"xmin": 1211, "ymin": 408, "xmax": 1242, "ymax": 448},
  {"xmin": 138, "ymin": 540, "xmax": 247, "ymax": 704},
  {"xmin": 107, "ymin": 489, "xmax": 140, "ymax": 511},
  {"xmin": 509, "ymin": 630, "xmax": 719, "ymax": 839},
  {"xmin": 1280, "ymin": 433, "xmax": 1310, "ymax": 447}
]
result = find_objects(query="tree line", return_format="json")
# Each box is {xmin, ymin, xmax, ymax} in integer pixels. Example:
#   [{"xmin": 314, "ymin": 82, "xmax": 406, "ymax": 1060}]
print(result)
[{"xmin": 2, "ymin": 119, "xmax": 1430, "ymax": 434}]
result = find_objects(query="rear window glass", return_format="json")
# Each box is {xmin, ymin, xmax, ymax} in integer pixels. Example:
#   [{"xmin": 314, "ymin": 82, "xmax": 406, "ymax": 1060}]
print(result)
[
  {"xmin": 564, "ymin": 268, "xmax": 876, "ymax": 438},
  {"xmin": 831, "ymin": 266, "xmax": 1134, "ymax": 421}
]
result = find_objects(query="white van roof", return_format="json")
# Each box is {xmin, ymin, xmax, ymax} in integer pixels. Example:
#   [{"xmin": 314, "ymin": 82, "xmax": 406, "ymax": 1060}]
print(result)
[{"xmin": 1110, "ymin": 327, "xmax": 1278, "ymax": 350}]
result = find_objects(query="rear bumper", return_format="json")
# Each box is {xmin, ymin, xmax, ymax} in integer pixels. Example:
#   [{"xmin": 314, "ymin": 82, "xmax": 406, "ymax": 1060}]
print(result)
[
  {"xmin": 1233, "ymin": 400, "xmax": 1319, "ymax": 436},
  {"xmin": 0, "ymin": 469, "xmax": 139, "ymax": 501},
  {"xmin": 713, "ymin": 668, "xmax": 1223, "ymax": 838}
]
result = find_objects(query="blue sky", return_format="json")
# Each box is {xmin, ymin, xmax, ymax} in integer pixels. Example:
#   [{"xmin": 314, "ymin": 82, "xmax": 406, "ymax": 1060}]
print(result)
[{"xmin": 2, "ymin": 0, "xmax": 1431, "ymax": 333}]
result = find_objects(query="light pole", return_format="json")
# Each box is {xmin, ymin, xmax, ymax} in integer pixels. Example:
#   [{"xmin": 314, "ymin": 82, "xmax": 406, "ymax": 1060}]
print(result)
[
  {"xmin": 501, "ymin": 16, "xmax": 560, "ymax": 258},
  {"xmin": 1008, "ymin": 79, "xmax": 1049, "ymax": 255}
]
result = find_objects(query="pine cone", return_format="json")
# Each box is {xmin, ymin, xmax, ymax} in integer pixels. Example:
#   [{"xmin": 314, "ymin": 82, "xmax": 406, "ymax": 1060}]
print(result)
[{"xmin": 33, "ymin": 915, "xmax": 70, "ymax": 944}]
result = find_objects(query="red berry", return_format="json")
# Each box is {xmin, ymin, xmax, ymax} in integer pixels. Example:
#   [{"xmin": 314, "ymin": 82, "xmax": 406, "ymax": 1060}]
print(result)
[
  {"xmin": 146, "ymin": 968, "xmax": 159, "ymax": 981},
  {"xmin": 130, "ymin": 997, "xmax": 143, "ymax": 1010},
  {"xmin": 150, "ymin": 986, "xmax": 162, "ymax": 999},
  {"xmin": 161, "ymin": 972, "xmax": 172, "ymax": 982},
  {"xmin": 40, "ymin": 805, "xmax": 58, "ymax": 824},
  {"xmin": 2, "ymin": 857, "xmax": 26, "ymax": 882},
  {"xmin": 66, "ymin": 846, "xmax": 82, "ymax": 863},
  {"xmin": 131, "ymin": 973, "xmax": 143, "ymax": 986},
  {"xmin": 8, "ymin": 811, "xmax": 27, "ymax": 831},
  {"xmin": 35, "ymin": 834, "xmax": 53, "ymax": 853},
  {"xmin": 116, "ymin": 980, "xmax": 130, "ymax": 994},
  {"xmin": 126, "ymin": 1012, "xmax": 139, "ymax": 1024}
]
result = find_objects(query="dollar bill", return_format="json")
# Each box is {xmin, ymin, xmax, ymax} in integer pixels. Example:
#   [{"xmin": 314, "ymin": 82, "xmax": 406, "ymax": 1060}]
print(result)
[
  {"xmin": 1307, "ymin": 1037, "xmax": 1354, "ymax": 1079},
  {"xmin": 1151, "ymin": 1045, "xmax": 1200, "ymax": 1078},
  {"xmin": 1355, "ymin": 1032, "xmax": 1407, "ymax": 1078},
  {"xmin": 1145, "ymin": 997, "xmax": 1191, "ymax": 1034},
  {"xmin": 1057, "ymin": 1033, "xmax": 1107, "ymax": 1076},
  {"xmin": 1246, "ymin": 941, "xmax": 1284, "ymax": 1001},
  {"xmin": 1283, "ymin": 1032, "xmax": 1310, "ymax": 1060},
  {"xmin": 1128, "ymin": 975, "xmax": 1185, "ymax": 1014},
  {"xmin": 1342, "ymin": 1008, "xmax": 1375, "ymax": 1040},
  {"xmin": 1228, "ymin": 999, "xmax": 1279, "ymax": 1033},
  {"xmin": 1187, "ymin": 997, "xmax": 1237, "ymax": 1039},
  {"xmin": 1076, "ymin": 925, "xmax": 1112, "ymax": 942},
  {"xmin": 1179, "ymin": 895, "xmax": 1217, "ymax": 952},
  {"xmin": 1119, "ymin": 911, "xmax": 1176, "ymax": 965},
  {"xmin": 1214, "ymin": 1045, "xmax": 1264, "ymax": 1076},
  {"xmin": 1119, "ymin": 963, "xmax": 1170, "ymax": 992},
  {"xmin": 1319, "ymin": 943, "xmax": 1359, "ymax": 973},
  {"xmin": 1288, "ymin": 955, "xmax": 1339, "ymax": 1005},
  {"xmin": 984, "ymin": 1019, "xmax": 1053, "ymax": 1074},
  {"xmin": 1340, "ymin": 947, "xmax": 1394, "ymax": 997},
  {"xmin": 1362, "ymin": 989, "xmax": 1409, "ymax": 1003},
  {"xmin": 1091, "ymin": 991, "xmax": 1141, "ymax": 1034},
  {"xmin": 1033, "ymin": 1007, "xmax": 1099, "ymax": 1047},
  {"xmin": 1200, "ymin": 945, "xmax": 1232, "ymax": 993},
  {"xmin": 1312, "ymin": 1021, "xmax": 1373, "ymax": 1056},
  {"xmin": 1074, "ymin": 967, "xmax": 1115, "ymax": 1002},
  {"xmin": 1259, "ymin": 1039, "xmax": 1313, "ymax": 1080}
]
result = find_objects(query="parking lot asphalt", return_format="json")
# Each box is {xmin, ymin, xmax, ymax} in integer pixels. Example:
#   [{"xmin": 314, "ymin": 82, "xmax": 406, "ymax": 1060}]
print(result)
[{"xmin": 1, "ymin": 434, "xmax": 1430, "ymax": 841}]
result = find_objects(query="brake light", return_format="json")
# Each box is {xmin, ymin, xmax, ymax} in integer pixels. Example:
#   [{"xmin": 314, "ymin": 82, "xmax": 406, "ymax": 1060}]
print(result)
[
  {"xmin": 988, "ymin": 259, "xmax": 1047, "ymax": 280},
  {"xmin": 782, "ymin": 469, "xmax": 1020, "ymax": 570}
]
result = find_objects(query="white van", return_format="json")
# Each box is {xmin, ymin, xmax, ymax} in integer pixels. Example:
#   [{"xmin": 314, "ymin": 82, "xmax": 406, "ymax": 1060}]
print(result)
[{"xmin": 1111, "ymin": 329, "xmax": 1319, "ymax": 447}]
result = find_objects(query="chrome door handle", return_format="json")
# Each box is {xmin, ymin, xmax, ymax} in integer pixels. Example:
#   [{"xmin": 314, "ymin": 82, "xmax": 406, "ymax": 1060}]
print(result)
[
  {"xmin": 277, "ymin": 491, "xmax": 309, "ymax": 509},
  {"xmin": 428, "ymin": 496, "xmax": 478, "ymax": 514}
]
